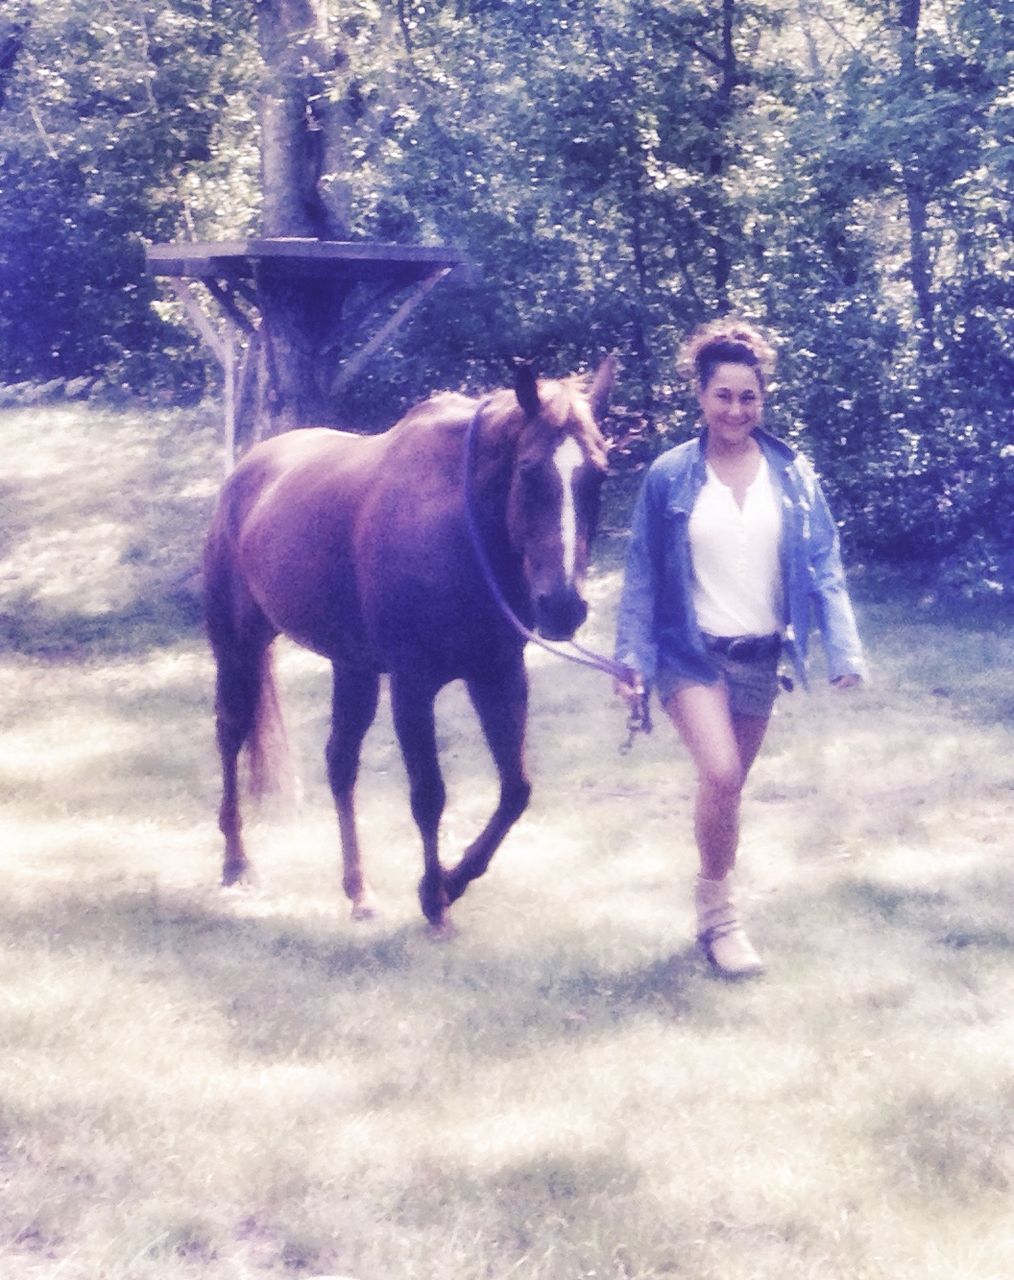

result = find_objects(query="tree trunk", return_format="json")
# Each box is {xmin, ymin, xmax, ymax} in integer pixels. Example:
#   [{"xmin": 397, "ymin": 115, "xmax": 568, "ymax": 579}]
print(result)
[
  {"xmin": 897, "ymin": 0, "xmax": 935, "ymax": 357},
  {"xmin": 626, "ymin": 169, "xmax": 657, "ymax": 426},
  {"xmin": 254, "ymin": 0, "xmax": 354, "ymax": 430},
  {"xmin": 706, "ymin": 0, "xmax": 738, "ymax": 310}
]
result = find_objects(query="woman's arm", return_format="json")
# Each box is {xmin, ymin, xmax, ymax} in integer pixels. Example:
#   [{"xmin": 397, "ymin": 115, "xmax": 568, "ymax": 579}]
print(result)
[
  {"xmin": 614, "ymin": 465, "xmax": 665, "ymax": 689},
  {"xmin": 804, "ymin": 466, "xmax": 869, "ymax": 684}
]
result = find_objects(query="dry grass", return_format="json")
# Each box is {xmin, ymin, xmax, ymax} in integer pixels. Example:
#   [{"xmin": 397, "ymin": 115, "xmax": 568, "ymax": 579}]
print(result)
[{"xmin": 0, "ymin": 404, "xmax": 1012, "ymax": 1279}]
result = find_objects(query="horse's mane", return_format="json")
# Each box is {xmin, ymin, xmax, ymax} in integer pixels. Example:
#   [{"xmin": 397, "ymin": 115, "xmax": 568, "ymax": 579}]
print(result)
[
  {"xmin": 476, "ymin": 374, "xmax": 609, "ymax": 469},
  {"xmin": 397, "ymin": 374, "xmax": 608, "ymax": 479}
]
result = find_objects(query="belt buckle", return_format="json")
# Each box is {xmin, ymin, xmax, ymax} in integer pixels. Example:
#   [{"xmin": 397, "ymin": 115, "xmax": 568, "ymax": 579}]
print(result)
[{"xmin": 727, "ymin": 636, "xmax": 755, "ymax": 661}]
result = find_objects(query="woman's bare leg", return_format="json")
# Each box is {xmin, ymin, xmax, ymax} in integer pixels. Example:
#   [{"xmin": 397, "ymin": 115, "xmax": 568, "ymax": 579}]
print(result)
[
  {"xmin": 665, "ymin": 681, "xmax": 771, "ymax": 976},
  {"xmin": 666, "ymin": 682, "xmax": 770, "ymax": 878}
]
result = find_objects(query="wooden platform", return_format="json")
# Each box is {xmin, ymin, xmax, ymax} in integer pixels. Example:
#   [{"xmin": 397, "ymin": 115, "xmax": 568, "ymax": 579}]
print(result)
[
  {"xmin": 147, "ymin": 238, "xmax": 467, "ymax": 284},
  {"xmin": 146, "ymin": 239, "xmax": 468, "ymax": 468}
]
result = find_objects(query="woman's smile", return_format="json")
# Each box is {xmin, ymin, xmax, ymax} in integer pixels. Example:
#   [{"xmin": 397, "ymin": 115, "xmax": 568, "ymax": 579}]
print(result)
[{"xmin": 697, "ymin": 361, "xmax": 764, "ymax": 449}]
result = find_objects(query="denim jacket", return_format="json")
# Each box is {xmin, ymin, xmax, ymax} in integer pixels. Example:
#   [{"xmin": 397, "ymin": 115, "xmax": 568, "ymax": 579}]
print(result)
[{"xmin": 614, "ymin": 428, "xmax": 868, "ymax": 693}]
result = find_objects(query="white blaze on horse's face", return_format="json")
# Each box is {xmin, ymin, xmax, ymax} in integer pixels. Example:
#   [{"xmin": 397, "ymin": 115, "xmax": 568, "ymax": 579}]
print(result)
[
  {"xmin": 514, "ymin": 430, "xmax": 600, "ymax": 641},
  {"xmin": 553, "ymin": 435, "xmax": 584, "ymax": 584},
  {"xmin": 509, "ymin": 400, "xmax": 606, "ymax": 641}
]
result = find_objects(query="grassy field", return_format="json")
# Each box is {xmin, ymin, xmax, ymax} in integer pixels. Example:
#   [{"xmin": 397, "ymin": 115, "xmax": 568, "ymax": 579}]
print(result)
[{"xmin": 0, "ymin": 403, "xmax": 1012, "ymax": 1280}]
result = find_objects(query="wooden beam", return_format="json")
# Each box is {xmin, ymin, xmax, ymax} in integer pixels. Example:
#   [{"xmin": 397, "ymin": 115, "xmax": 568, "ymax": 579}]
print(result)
[
  {"xmin": 222, "ymin": 326, "xmax": 238, "ymax": 474},
  {"xmin": 330, "ymin": 267, "xmax": 452, "ymax": 397},
  {"xmin": 332, "ymin": 276, "xmax": 403, "ymax": 355},
  {"xmin": 162, "ymin": 279, "xmax": 244, "ymax": 471},
  {"xmin": 147, "ymin": 239, "xmax": 467, "ymax": 283},
  {"xmin": 205, "ymin": 279, "xmax": 258, "ymax": 338},
  {"xmin": 166, "ymin": 279, "xmax": 226, "ymax": 365}
]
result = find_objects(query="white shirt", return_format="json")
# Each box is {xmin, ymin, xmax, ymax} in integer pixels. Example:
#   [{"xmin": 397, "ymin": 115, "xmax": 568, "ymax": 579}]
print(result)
[{"xmin": 688, "ymin": 456, "xmax": 783, "ymax": 637}]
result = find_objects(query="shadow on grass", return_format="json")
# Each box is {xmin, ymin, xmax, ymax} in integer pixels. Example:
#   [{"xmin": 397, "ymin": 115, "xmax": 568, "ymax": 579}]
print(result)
[
  {"xmin": 856, "ymin": 583, "xmax": 1014, "ymax": 729},
  {"xmin": 851, "ymin": 563, "xmax": 1013, "ymax": 634},
  {"xmin": 0, "ymin": 590, "xmax": 205, "ymax": 659},
  {"xmin": 388, "ymin": 1143, "xmax": 653, "ymax": 1264},
  {"xmin": 0, "ymin": 882, "xmax": 709, "ymax": 1071},
  {"xmin": 833, "ymin": 876, "xmax": 1014, "ymax": 954},
  {"xmin": 539, "ymin": 948, "xmax": 702, "ymax": 1019}
]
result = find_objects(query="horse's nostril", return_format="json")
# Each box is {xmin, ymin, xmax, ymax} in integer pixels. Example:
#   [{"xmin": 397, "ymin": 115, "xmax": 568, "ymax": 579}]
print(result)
[{"xmin": 535, "ymin": 591, "xmax": 587, "ymax": 640}]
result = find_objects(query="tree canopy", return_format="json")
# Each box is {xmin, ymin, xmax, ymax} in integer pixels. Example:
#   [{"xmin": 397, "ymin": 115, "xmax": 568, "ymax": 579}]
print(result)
[{"xmin": 0, "ymin": 0, "xmax": 1010, "ymax": 589}]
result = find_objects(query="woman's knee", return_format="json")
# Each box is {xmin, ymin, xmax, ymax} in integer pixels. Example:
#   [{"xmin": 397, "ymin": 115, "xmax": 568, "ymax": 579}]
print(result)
[
  {"xmin": 697, "ymin": 756, "xmax": 745, "ymax": 797},
  {"xmin": 664, "ymin": 683, "xmax": 746, "ymax": 795}
]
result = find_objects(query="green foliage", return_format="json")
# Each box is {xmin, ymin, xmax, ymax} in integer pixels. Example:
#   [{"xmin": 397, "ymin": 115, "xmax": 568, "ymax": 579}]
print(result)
[
  {"xmin": 0, "ymin": 0, "xmax": 257, "ymax": 392},
  {"xmin": 0, "ymin": 0, "xmax": 1010, "ymax": 588}
]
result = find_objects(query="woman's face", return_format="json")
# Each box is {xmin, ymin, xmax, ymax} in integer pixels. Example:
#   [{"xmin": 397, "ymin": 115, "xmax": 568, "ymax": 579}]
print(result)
[{"xmin": 697, "ymin": 361, "xmax": 764, "ymax": 450}]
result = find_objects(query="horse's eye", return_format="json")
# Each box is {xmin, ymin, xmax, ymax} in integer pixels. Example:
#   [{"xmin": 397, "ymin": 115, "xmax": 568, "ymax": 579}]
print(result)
[{"xmin": 518, "ymin": 458, "xmax": 547, "ymax": 493}]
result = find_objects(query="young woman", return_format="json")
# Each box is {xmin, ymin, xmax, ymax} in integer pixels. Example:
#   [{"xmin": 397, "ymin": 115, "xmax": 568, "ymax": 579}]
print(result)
[{"xmin": 614, "ymin": 319, "xmax": 867, "ymax": 978}]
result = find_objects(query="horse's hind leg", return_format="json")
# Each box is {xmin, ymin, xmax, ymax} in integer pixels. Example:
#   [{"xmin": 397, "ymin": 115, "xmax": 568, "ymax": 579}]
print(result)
[
  {"xmin": 326, "ymin": 664, "xmax": 381, "ymax": 920},
  {"xmin": 205, "ymin": 538, "xmax": 278, "ymax": 887},
  {"xmin": 444, "ymin": 659, "xmax": 532, "ymax": 907},
  {"xmin": 211, "ymin": 631, "xmax": 273, "ymax": 886}
]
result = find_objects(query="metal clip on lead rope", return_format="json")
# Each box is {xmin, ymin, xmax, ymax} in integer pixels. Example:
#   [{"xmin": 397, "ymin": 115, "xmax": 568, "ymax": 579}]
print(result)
[{"xmin": 619, "ymin": 689, "xmax": 653, "ymax": 754}]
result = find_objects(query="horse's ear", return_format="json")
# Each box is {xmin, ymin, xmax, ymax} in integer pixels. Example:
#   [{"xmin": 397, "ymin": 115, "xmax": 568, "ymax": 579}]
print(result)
[
  {"xmin": 513, "ymin": 358, "xmax": 541, "ymax": 419},
  {"xmin": 589, "ymin": 354, "xmax": 617, "ymax": 420}
]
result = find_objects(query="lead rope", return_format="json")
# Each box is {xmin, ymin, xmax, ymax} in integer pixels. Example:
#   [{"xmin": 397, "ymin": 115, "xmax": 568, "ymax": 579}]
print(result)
[{"xmin": 462, "ymin": 404, "xmax": 652, "ymax": 751}]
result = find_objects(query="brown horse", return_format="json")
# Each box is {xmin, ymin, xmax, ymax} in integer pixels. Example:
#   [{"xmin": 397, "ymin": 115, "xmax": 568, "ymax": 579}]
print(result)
[{"xmin": 203, "ymin": 359, "xmax": 615, "ymax": 932}]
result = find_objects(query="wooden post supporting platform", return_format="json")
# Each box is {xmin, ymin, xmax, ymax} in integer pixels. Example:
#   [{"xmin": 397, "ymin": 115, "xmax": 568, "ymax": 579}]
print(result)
[
  {"xmin": 330, "ymin": 266, "xmax": 452, "ymax": 398},
  {"xmin": 222, "ymin": 325, "xmax": 237, "ymax": 474}
]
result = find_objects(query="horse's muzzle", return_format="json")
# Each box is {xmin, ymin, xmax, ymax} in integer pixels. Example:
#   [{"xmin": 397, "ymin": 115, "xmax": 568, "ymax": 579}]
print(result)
[{"xmin": 534, "ymin": 590, "xmax": 588, "ymax": 641}]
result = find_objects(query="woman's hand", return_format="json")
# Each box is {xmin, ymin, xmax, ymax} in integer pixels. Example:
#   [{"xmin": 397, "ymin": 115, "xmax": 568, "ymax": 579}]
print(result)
[
  {"xmin": 614, "ymin": 669, "xmax": 646, "ymax": 711},
  {"xmin": 615, "ymin": 669, "xmax": 652, "ymax": 750}
]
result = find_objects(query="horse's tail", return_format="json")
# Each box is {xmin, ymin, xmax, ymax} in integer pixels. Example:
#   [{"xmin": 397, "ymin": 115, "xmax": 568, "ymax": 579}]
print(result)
[
  {"xmin": 246, "ymin": 646, "xmax": 299, "ymax": 808},
  {"xmin": 204, "ymin": 507, "xmax": 299, "ymax": 811}
]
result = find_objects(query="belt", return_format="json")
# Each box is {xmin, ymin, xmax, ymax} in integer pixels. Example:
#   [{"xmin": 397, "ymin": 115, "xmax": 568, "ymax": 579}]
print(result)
[{"xmin": 705, "ymin": 633, "xmax": 783, "ymax": 662}]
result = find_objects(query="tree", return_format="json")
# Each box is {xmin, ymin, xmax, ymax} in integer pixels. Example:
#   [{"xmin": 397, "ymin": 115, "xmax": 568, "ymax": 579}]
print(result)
[
  {"xmin": 758, "ymin": 0, "xmax": 1013, "ymax": 575},
  {"xmin": 0, "ymin": 0, "xmax": 1010, "ymax": 589},
  {"xmin": 0, "ymin": 0, "xmax": 255, "ymax": 393}
]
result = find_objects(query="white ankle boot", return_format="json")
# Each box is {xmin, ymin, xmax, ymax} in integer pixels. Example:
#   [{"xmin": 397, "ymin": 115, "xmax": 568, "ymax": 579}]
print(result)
[{"xmin": 695, "ymin": 874, "xmax": 765, "ymax": 979}]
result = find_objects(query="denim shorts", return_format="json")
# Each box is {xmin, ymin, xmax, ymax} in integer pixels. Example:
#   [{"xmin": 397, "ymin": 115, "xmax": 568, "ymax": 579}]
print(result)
[
  {"xmin": 659, "ymin": 635, "xmax": 782, "ymax": 720},
  {"xmin": 709, "ymin": 644, "xmax": 781, "ymax": 718}
]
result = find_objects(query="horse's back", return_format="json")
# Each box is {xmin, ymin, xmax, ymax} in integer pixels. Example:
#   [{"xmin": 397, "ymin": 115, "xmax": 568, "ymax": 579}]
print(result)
[
  {"xmin": 208, "ymin": 405, "xmax": 477, "ymax": 666},
  {"xmin": 226, "ymin": 399, "xmax": 473, "ymax": 515}
]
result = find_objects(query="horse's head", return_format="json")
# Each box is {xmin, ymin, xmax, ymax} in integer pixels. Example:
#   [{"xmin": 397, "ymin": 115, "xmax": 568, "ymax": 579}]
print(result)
[{"xmin": 504, "ymin": 357, "xmax": 615, "ymax": 641}]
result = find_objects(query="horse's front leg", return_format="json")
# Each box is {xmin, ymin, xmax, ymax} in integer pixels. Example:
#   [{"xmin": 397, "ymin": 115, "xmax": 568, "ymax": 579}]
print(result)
[
  {"xmin": 444, "ymin": 658, "xmax": 532, "ymax": 906},
  {"xmin": 326, "ymin": 664, "xmax": 381, "ymax": 920},
  {"xmin": 389, "ymin": 673, "xmax": 450, "ymax": 932}
]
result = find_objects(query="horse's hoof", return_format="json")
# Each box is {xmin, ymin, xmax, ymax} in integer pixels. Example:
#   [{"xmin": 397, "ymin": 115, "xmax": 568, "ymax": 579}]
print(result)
[
  {"xmin": 350, "ymin": 897, "xmax": 380, "ymax": 922},
  {"xmin": 221, "ymin": 865, "xmax": 256, "ymax": 890},
  {"xmin": 418, "ymin": 874, "xmax": 450, "ymax": 926},
  {"xmin": 426, "ymin": 916, "xmax": 457, "ymax": 942}
]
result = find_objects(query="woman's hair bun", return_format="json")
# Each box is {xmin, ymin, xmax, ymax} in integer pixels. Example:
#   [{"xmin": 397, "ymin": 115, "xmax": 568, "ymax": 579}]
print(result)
[{"xmin": 677, "ymin": 318, "xmax": 777, "ymax": 389}]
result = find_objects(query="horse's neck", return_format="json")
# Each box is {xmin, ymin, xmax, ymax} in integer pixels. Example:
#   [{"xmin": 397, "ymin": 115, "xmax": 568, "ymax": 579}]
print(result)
[
  {"xmin": 469, "ymin": 412, "xmax": 520, "ymax": 550},
  {"xmin": 471, "ymin": 406, "xmax": 519, "ymax": 500}
]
